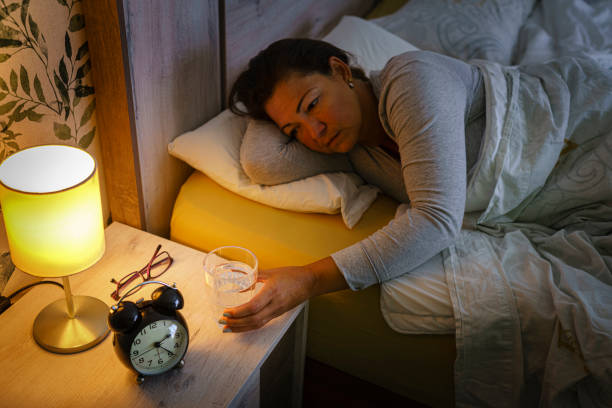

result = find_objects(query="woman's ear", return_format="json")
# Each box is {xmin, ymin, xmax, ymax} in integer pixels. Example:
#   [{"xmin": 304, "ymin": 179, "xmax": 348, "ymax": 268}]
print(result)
[{"xmin": 328, "ymin": 56, "xmax": 352, "ymax": 83}]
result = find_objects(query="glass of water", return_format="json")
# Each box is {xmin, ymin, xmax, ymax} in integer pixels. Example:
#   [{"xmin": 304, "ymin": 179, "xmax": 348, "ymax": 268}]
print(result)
[{"xmin": 204, "ymin": 246, "xmax": 258, "ymax": 323}]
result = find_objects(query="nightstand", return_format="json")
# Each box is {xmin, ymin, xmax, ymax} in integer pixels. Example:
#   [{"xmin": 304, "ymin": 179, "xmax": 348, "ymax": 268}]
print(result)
[{"xmin": 0, "ymin": 222, "xmax": 307, "ymax": 407}]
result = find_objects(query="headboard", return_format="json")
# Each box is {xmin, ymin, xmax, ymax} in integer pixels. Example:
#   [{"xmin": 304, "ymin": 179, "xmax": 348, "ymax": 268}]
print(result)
[{"xmin": 83, "ymin": 0, "xmax": 376, "ymax": 237}]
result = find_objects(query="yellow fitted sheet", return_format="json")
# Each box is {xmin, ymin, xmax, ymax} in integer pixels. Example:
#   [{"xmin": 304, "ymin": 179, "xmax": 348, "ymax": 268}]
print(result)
[
  {"xmin": 170, "ymin": 172, "xmax": 398, "ymax": 267},
  {"xmin": 170, "ymin": 172, "xmax": 455, "ymax": 407}
]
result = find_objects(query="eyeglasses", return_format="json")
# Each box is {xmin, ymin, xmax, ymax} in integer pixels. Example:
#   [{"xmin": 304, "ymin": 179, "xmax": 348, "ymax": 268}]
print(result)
[{"xmin": 110, "ymin": 244, "xmax": 173, "ymax": 301}]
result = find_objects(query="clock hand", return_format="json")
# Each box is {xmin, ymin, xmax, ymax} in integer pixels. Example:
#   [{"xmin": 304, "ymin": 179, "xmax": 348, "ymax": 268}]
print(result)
[
  {"xmin": 155, "ymin": 334, "xmax": 171, "ymax": 347},
  {"xmin": 159, "ymin": 346, "xmax": 176, "ymax": 356},
  {"xmin": 158, "ymin": 333, "xmax": 175, "ymax": 345},
  {"xmin": 131, "ymin": 345, "xmax": 158, "ymax": 360}
]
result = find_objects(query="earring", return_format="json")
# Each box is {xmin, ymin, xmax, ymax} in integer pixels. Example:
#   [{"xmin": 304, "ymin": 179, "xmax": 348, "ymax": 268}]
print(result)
[{"xmin": 348, "ymin": 81, "xmax": 354, "ymax": 89}]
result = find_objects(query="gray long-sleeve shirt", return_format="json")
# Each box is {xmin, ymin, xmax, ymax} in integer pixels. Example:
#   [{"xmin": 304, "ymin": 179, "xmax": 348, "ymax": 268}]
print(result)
[
  {"xmin": 332, "ymin": 51, "xmax": 485, "ymax": 289},
  {"xmin": 240, "ymin": 51, "xmax": 486, "ymax": 290}
]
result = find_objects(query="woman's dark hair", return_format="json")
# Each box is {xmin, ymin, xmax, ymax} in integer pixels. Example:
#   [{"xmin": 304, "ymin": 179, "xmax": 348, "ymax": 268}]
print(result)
[{"xmin": 228, "ymin": 38, "xmax": 366, "ymax": 121}]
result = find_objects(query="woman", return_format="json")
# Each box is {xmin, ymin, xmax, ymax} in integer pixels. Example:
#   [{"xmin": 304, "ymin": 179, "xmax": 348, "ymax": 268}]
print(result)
[{"xmin": 219, "ymin": 38, "xmax": 488, "ymax": 332}]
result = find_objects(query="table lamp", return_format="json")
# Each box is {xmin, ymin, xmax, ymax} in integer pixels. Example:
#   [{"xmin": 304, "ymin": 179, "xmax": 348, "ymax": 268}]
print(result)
[{"xmin": 0, "ymin": 144, "xmax": 109, "ymax": 353}]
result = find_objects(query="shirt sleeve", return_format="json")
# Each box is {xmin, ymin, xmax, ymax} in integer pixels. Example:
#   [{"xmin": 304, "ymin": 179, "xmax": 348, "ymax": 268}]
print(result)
[
  {"xmin": 332, "ymin": 53, "xmax": 469, "ymax": 290},
  {"xmin": 240, "ymin": 119, "xmax": 353, "ymax": 185}
]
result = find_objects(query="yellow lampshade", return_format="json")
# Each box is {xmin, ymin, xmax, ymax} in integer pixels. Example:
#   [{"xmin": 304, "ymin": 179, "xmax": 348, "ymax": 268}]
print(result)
[
  {"xmin": 0, "ymin": 145, "xmax": 105, "ymax": 277},
  {"xmin": 0, "ymin": 145, "xmax": 108, "ymax": 353}
]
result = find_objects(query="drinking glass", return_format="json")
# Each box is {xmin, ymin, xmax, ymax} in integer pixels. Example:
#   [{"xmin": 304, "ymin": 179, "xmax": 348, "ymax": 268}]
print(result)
[{"xmin": 204, "ymin": 246, "xmax": 258, "ymax": 324}]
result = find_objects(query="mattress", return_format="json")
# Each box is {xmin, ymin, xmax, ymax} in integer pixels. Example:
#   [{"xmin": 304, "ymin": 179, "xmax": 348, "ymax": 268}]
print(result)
[{"xmin": 170, "ymin": 171, "xmax": 455, "ymax": 406}]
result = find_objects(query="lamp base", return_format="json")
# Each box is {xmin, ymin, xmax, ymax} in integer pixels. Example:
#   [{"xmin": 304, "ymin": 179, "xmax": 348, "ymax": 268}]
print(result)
[{"xmin": 33, "ymin": 296, "xmax": 110, "ymax": 354}]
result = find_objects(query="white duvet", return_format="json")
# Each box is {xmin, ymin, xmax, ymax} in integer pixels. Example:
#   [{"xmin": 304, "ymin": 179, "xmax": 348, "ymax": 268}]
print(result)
[
  {"xmin": 448, "ymin": 53, "xmax": 612, "ymax": 407},
  {"xmin": 376, "ymin": 1, "xmax": 612, "ymax": 406}
]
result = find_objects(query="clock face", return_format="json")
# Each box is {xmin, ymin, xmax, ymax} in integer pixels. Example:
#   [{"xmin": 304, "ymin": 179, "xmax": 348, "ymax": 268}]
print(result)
[{"xmin": 129, "ymin": 319, "xmax": 188, "ymax": 375}]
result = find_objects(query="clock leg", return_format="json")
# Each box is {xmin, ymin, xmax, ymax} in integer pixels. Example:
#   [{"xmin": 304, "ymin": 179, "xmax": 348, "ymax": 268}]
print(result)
[
  {"xmin": 176, "ymin": 359, "xmax": 185, "ymax": 369},
  {"xmin": 136, "ymin": 374, "xmax": 145, "ymax": 385}
]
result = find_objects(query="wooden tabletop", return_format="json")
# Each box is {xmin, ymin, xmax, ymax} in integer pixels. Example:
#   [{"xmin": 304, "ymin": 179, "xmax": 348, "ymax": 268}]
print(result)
[{"xmin": 0, "ymin": 222, "xmax": 304, "ymax": 407}]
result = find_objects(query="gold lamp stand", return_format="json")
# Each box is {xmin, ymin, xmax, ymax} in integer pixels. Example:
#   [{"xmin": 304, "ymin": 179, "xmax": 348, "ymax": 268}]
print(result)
[{"xmin": 33, "ymin": 276, "xmax": 109, "ymax": 353}]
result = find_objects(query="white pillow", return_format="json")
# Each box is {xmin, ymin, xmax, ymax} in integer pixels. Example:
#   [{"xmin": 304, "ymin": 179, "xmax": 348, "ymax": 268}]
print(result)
[
  {"xmin": 322, "ymin": 15, "xmax": 418, "ymax": 75},
  {"xmin": 168, "ymin": 17, "xmax": 418, "ymax": 228}
]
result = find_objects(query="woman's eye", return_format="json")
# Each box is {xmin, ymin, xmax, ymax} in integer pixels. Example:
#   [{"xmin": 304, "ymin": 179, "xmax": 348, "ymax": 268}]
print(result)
[{"xmin": 307, "ymin": 97, "xmax": 319, "ymax": 112}]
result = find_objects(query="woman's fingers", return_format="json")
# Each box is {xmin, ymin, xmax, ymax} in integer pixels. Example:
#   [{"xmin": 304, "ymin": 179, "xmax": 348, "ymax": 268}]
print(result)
[
  {"xmin": 224, "ymin": 287, "xmax": 271, "ymax": 318},
  {"xmin": 220, "ymin": 266, "xmax": 315, "ymax": 332}
]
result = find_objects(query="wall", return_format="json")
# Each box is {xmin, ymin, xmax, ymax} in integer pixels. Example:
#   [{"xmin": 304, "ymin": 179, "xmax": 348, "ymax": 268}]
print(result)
[{"xmin": 0, "ymin": 0, "xmax": 107, "ymax": 292}]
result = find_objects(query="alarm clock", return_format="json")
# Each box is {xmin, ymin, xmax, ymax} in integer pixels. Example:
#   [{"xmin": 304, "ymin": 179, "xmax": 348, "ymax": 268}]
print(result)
[{"xmin": 107, "ymin": 281, "xmax": 189, "ymax": 384}]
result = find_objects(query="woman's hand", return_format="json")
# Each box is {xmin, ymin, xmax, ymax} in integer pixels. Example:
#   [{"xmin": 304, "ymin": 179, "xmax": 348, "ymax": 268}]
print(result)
[{"xmin": 219, "ymin": 257, "xmax": 348, "ymax": 333}]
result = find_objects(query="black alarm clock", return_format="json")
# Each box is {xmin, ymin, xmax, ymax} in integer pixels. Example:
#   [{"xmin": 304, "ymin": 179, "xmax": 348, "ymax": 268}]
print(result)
[{"xmin": 107, "ymin": 281, "xmax": 189, "ymax": 384}]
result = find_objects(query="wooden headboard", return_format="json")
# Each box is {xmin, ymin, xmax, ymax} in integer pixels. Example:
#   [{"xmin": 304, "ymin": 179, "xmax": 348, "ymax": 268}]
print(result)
[{"xmin": 83, "ymin": 0, "xmax": 376, "ymax": 237}]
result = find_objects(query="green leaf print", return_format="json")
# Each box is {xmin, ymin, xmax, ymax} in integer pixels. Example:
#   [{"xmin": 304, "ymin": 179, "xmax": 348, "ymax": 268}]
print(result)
[
  {"xmin": 25, "ymin": 109, "xmax": 43, "ymax": 122},
  {"xmin": 69, "ymin": 14, "xmax": 84, "ymax": 32},
  {"xmin": 20, "ymin": 0, "xmax": 29, "ymax": 25},
  {"xmin": 76, "ymin": 42, "xmax": 88, "ymax": 60},
  {"xmin": 54, "ymin": 72, "xmax": 69, "ymax": 105},
  {"xmin": 0, "ymin": 4, "xmax": 20, "ymax": 21},
  {"xmin": 76, "ymin": 59, "xmax": 90, "ymax": 80},
  {"xmin": 75, "ymin": 85, "xmax": 94, "ymax": 97},
  {"xmin": 0, "ymin": 24, "xmax": 22, "ymax": 41},
  {"xmin": 53, "ymin": 122, "xmax": 71, "ymax": 140},
  {"xmin": 28, "ymin": 15, "xmax": 39, "ymax": 41},
  {"xmin": 80, "ymin": 98, "xmax": 95, "ymax": 126},
  {"xmin": 33, "ymin": 75, "xmax": 45, "ymax": 103},
  {"xmin": 59, "ymin": 57, "xmax": 68, "ymax": 85},
  {"xmin": 0, "ymin": 39, "xmax": 21, "ymax": 47},
  {"xmin": 78, "ymin": 126, "xmax": 95, "ymax": 149},
  {"xmin": 9, "ymin": 70, "xmax": 17, "ymax": 92},
  {"xmin": 0, "ymin": 101, "xmax": 17, "ymax": 115},
  {"xmin": 19, "ymin": 65, "xmax": 29, "ymax": 96},
  {"xmin": 64, "ymin": 32, "xmax": 72, "ymax": 59},
  {"xmin": 0, "ymin": 1, "xmax": 97, "ymax": 149},
  {"xmin": 10, "ymin": 103, "xmax": 26, "ymax": 122}
]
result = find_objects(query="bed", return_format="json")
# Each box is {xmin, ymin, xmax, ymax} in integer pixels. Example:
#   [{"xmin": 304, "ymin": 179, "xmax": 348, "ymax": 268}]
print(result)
[{"xmin": 85, "ymin": 1, "xmax": 612, "ymax": 407}]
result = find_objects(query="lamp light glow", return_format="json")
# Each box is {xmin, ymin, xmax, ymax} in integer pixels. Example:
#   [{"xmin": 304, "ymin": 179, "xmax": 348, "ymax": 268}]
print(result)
[{"xmin": 0, "ymin": 145, "xmax": 109, "ymax": 353}]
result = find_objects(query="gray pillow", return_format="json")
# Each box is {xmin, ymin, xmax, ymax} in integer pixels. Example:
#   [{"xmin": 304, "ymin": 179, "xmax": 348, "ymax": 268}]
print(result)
[
  {"xmin": 371, "ymin": 0, "xmax": 537, "ymax": 65},
  {"xmin": 240, "ymin": 119, "xmax": 353, "ymax": 186}
]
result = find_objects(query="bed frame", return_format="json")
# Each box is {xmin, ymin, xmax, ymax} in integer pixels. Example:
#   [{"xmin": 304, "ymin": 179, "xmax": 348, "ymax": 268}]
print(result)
[{"xmin": 82, "ymin": 0, "xmax": 376, "ymax": 237}]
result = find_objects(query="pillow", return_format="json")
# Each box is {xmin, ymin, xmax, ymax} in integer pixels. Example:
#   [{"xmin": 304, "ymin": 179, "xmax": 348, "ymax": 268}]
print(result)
[
  {"xmin": 322, "ymin": 15, "xmax": 418, "ymax": 76},
  {"xmin": 370, "ymin": 0, "xmax": 537, "ymax": 65},
  {"xmin": 168, "ymin": 110, "xmax": 379, "ymax": 228},
  {"xmin": 240, "ymin": 119, "xmax": 353, "ymax": 186},
  {"xmin": 169, "ymin": 17, "xmax": 418, "ymax": 228}
]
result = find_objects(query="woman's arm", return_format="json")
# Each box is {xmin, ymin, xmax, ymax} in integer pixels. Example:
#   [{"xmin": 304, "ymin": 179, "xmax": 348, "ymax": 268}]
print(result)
[
  {"xmin": 334, "ymin": 53, "xmax": 469, "ymax": 289},
  {"xmin": 220, "ymin": 257, "xmax": 348, "ymax": 332}
]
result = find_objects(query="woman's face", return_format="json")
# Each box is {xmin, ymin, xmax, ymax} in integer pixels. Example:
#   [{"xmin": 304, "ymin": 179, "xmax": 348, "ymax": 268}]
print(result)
[{"xmin": 264, "ymin": 58, "xmax": 362, "ymax": 154}]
